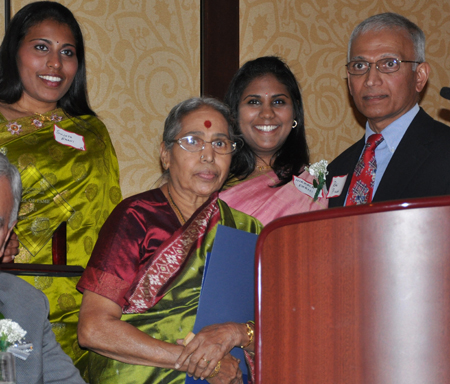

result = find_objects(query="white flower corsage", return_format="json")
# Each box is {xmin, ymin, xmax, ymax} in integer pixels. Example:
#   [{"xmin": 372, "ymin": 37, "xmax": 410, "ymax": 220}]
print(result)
[
  {"xmin": 305, "ymin": 160, "xmax": 329, "ymax": 201},
  {"xmin": 0, "ymin": 319, "xmax": 33, "ymax": 360}
]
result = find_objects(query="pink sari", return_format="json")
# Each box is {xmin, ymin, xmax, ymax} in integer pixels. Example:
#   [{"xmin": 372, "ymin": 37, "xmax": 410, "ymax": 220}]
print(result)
[{"xmin": 220, "ymin": 170, "xmax": 328, "ymax": 225}]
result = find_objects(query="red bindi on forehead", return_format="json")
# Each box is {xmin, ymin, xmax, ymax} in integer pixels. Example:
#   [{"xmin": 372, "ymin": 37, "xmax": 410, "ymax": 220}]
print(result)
[{"xmin": 204, "ymin": 120, "xmax": 212, "ymax": 128}]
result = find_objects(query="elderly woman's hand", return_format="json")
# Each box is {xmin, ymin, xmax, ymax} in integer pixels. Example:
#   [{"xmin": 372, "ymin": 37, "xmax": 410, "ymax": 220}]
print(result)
[
  {"xmin": 2, "ymin": 232, "xmax": 19, "ymax": 262},
  {"xmin": 175, "ymin": 322, "xmax": 248, "ymax": 379},
  {"xmin": 207, "ymin": 353, "xmax": 243, "ymax": 384}
]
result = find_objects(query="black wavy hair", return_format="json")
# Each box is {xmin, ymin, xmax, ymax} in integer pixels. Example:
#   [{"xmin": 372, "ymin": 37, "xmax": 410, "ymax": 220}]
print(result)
[
  {"xmin": 224, "ymin": 56, "xmax": 309, "ymax": 186},
  {"xmin": 0, "ymin": 1, "xmax": 95, "ymax": 117}
]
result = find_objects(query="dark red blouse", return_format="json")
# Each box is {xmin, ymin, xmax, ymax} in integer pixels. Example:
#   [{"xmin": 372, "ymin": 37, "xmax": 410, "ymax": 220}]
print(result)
[{"xmin": 77, "ymin": 188, "xmax": 180, "ymax": 308}]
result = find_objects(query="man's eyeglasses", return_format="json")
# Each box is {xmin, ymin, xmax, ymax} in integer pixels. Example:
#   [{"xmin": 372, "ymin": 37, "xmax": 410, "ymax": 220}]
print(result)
[
  {"xmin": 346, "ymin": 58, "xmax": 422, "ymax": 76},
  {"xmin": 171, "ymin": 135, "xmax": 238, "ymax": 155}
]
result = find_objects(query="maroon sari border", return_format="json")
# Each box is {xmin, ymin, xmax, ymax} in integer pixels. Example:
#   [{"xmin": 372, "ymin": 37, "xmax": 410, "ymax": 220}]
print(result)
[{"xmin": 123, "ymin": 192, "xmax": 221, "ymax": 313}]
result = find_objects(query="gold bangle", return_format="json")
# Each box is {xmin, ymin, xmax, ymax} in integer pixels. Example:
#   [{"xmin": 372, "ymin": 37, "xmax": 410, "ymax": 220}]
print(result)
[
  {"xmin": 240, "ymin": 322, "xmax": 254, "ymax": 349},
  {"xmin": 207, "ymin": 360, "xmax": 221, "ymax": 378},
  {"xmin": 182, "ymin": 331, "xmax": 195, "ymax": 346}
]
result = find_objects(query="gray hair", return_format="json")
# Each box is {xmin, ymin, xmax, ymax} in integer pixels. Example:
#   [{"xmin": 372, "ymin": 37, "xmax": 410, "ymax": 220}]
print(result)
[
  {"xmin": 0, "ymin": 154, "xmax": 21, "ymax": 228},
  {"xmin": 348, "ymin": 13, "xmax": 426, "ymax": 63},
  {"xmin": 162, "ymin": 97, "xmax": 236, "ymax": 152}
]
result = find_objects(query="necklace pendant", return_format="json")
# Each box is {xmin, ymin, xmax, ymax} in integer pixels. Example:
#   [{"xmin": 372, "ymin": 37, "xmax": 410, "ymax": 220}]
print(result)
[{"xmin": 257, "ymin": 165, "xmax": 271, "ymax": 172}]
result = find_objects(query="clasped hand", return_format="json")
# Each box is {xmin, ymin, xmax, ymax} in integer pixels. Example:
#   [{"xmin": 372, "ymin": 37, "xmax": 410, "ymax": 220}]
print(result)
[{"xmin": 175, "ymin": 322, "xmax": 244, "ymax": 383}]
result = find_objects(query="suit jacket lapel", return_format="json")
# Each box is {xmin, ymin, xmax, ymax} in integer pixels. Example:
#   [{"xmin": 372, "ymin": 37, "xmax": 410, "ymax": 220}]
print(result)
[
  {"xmin": 330, "ymin": 137, "xmax": 365, "ymax": 206},
  {"xmin": 373, "ymin": 109, "xmax": 432, "ymax": 202}
]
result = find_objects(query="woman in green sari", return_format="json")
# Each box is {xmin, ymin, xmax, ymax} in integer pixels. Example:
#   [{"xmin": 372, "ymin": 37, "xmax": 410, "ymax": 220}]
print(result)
[
  {"xmin": 77, "ymin": 98, "xmax": 261, "ymax": 384},
  {"xmin": 0, "ymin": 1, "xmax": 121, "ymax": 375}
]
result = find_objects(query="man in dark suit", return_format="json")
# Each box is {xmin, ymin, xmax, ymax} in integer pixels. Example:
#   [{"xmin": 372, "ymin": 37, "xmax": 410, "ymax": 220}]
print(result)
[
  {"xmin": 0, "ymin": 154, "xmax": 85, "ymax": 384},
  {"xmin": 326, "ymin": 13, "xmax": 450, "ymax": 207}
]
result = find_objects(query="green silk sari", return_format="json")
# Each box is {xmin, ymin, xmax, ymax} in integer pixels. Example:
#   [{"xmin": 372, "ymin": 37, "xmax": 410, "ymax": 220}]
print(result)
[
  {"xmin": 86, "ymin": 197, "xmax": 262, "ymax": 384},
  {"xmin": 0, "ymin": 109, "xmax": 121, "ymax": 376}
]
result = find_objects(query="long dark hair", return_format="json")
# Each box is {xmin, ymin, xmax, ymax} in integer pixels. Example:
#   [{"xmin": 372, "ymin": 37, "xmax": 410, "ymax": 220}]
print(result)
[
  {"xmin": 224, "ymin": 56, "xmax": 309, "ymax": 186},
  {"xmin": 0, "ymin": 1, "xmax": 95, "ymax": 117}
]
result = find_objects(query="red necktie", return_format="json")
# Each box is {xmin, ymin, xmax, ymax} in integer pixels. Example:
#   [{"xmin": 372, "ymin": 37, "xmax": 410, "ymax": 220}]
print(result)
[{"xmin": 345, "ymin": 134, "xmax": 384, "ymax": 206}]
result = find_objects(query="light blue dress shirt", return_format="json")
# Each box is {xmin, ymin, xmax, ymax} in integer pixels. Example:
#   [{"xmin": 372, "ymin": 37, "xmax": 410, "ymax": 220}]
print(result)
[
  {"xmin": 345, "ymin": 104, "xmax": 420, "ymax": 203},
  {"xmin": 369, "ymin": 104, "xmax": 420, "ymax": 197}
]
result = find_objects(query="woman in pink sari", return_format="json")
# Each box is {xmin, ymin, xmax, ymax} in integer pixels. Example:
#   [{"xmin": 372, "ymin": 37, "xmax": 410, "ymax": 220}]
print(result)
[{"xmin": 220, "ymin": 57, "xmax": 327, "ymax": 225}]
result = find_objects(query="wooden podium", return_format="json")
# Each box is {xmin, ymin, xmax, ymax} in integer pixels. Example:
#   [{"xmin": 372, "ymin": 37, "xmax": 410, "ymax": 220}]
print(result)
[{"xmin": 255, "ymin": 196, "xmax": 450, "ymax": 384}]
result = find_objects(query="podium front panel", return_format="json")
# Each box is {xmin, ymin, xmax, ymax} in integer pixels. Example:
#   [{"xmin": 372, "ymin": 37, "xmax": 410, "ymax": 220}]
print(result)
[{"xmin": 256, "ymin": 200, "xmax": 450, "ymax": 384}]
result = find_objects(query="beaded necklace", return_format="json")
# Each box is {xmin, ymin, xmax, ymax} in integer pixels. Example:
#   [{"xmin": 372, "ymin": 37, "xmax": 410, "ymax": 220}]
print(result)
[{"xmin": 167, "ymin": 186, "xmax": 186, "ymax": 225}]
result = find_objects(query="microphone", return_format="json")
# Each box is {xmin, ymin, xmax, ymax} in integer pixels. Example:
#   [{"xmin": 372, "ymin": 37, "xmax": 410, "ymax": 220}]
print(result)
[{"xmin": 440, "ymin": 87, "xmax": 450, "ymax": 100}]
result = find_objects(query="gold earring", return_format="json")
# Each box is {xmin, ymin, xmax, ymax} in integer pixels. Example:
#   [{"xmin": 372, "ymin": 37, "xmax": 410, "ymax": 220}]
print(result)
[{"xmin": 292, "ymin": 120, "xmax": 298, "ymax": 129}]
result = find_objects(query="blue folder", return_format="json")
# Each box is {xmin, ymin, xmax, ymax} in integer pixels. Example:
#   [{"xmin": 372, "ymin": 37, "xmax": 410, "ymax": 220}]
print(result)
[{"xmin": 185, "ymin": 224, "xmax": 259, "ymax": 384}]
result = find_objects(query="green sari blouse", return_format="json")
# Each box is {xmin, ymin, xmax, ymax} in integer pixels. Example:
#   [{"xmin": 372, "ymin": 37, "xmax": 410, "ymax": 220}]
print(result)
[{"xmin": 0, "ymin": 109, "xmax": 121, "ymax": 376}]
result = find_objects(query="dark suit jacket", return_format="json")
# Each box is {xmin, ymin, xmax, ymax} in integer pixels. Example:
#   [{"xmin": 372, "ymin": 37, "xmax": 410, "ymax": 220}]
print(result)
[
  {"xmin": 327, "ymin": 108, "xmax": 450, "ymax": 207},
  {"xmin": 0, "ymin": 272, "xmax": 85, "ymax": 384}
]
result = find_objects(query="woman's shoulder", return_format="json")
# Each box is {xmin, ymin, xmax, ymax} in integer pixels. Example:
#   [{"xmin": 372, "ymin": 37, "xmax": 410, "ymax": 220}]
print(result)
[
  {"xmin": 75, "ymin": 113, "xmax": 103, "ymax": 124},
  {"xmin": 70, "ymin": 113, "xmax": 108, "ymax": 132},
  {"xmin": 114, "ymin": 188, "xmax": 168, "ymax": 212},
  {"xmin": 218, "ymin": 198, "xmax": 263, "ymax": 234},
  {"xmin": 96, "ymin": 188, "xmax": 176, "ymax": 253},
  {"xmin": 220, "ymin": 171, "xmax": 277, "ymax": 203},
  {"xmin": 65, "ymin": 113, "xmax": 116, "ymax": 148}
]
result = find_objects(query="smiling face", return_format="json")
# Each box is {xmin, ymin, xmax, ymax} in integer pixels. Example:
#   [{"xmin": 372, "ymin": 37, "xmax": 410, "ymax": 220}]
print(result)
[
  {"xmin": 238, "ymin": 74, "xmax": 295, "ymax": 162},
  {"xmin": 16, "ymin": 19, "xmax": 78, "ymax": 112},
  {"xmin": 347, "ymin": 28, "xmax": 430, "ymax": 133},
  {"xmin": 160, "ymin": 106, "xmax": 232, "ymax": 201}
]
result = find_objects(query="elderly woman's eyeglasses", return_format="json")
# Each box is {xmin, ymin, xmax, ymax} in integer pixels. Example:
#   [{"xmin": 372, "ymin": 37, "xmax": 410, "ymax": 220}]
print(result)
[
  {"xmin": 171, "ymin": 135, "xmax": 238, "ymax": 155},
  {"xmin": 346, "ymin": 58, "xmax": 422, "ymax": 76}
]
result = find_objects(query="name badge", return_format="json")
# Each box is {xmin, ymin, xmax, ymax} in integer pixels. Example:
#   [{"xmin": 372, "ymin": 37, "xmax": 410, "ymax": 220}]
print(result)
[
  {"xmin": 327, "ymin": 175, "xmax": 348, "ymax": 198},
  {"xmin": 293, "ymin": 175, "xmax": 324, "ymax": 199},
  {"xmin": 53, "ymin": 125, "xmax": 86, "ymax": 151}
]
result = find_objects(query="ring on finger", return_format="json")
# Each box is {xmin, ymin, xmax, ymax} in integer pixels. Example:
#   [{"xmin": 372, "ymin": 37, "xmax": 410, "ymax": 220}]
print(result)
[{"xmin": 208, "ymin": 360, "xmax": 221, "ymax": 378}]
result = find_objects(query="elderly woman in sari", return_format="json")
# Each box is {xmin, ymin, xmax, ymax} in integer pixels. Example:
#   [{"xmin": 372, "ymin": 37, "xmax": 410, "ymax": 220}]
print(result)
[{"xmin": 77, "ymin": 97, "xmax": 261, "ymax": 384}]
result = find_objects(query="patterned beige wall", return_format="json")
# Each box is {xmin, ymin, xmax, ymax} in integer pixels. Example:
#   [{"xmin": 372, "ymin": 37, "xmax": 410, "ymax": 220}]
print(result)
[
  {"xmin": 2, "ymin": 1, "xmax": 450, "ymax": 197},
  {"xmin": 4, "ymin": 0, "xmax": 200, "ymax": 198},
  {"xmin": 240, "ymin": 0, "xmax": 450, "ymax": 165}
]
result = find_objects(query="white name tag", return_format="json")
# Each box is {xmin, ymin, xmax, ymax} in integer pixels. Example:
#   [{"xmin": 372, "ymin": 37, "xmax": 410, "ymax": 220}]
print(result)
[
  {"xmin": 293, "ymin": 175, "xmax": 324, "ymax": 199},
  {"xmin": 327, "ymin": 175, "xmax": 348, "ymax": 198},
  {"xmin": 53, "ymin": 125, "xmax": 86, "ymax": 151}
]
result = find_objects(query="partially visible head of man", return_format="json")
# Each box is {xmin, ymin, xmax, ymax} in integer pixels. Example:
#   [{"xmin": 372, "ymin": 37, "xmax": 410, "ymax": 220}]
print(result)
[
  {"xmin": 348, "ymin": 13, "xmax": 425, "ymax": 63},
  {"xmin": 0, "ymin": 154, "xmax": 21, "ymax": 254},
  {"xmin": 346, "ymin": 13, "xmax": 430, "ymax": 133}
]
